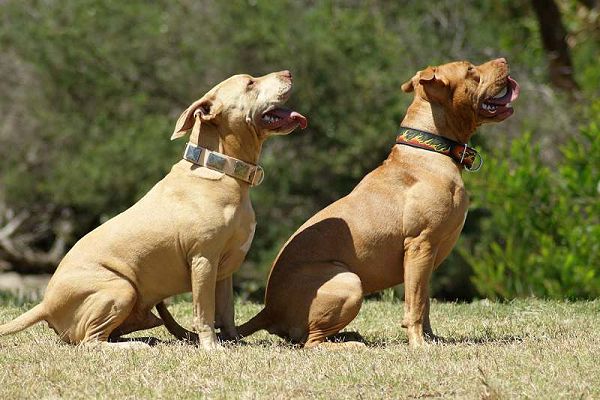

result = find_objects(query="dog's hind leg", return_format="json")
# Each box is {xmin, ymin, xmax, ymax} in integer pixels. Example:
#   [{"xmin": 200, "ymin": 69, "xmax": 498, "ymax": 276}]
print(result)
[
  {"xmin": 77, "ymin": 279, "xmax": 138, "ymax": 345},
  {"xmin": 304, "ymin": 270, "xmax": 364, "ymax": 348},
  {"xmin": 80, "ymin": 290, "xmax": 157, "ymax": 350},
  {"xmin": 111, "ymin": 307, "xmax": 163, "ymax": 339},
  {"xmin": 269, "ymin": 262, "xmax": 364, "ymax": 348}
]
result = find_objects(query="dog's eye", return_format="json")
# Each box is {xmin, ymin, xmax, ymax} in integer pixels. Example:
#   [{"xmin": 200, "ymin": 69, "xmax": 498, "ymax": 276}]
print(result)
[
  {"xmin": 247, "ymin": 79, "xmax": 255, "ymax": 88},
  {"xmin": 467, "ymin": 66, "xmax": 480, "ymax": 83}
]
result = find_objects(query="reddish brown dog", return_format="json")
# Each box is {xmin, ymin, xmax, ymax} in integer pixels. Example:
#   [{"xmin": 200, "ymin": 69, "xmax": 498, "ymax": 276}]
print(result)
[{"xmin": 238, "ymin": 58, "xmax": 520, "ymax": 347}]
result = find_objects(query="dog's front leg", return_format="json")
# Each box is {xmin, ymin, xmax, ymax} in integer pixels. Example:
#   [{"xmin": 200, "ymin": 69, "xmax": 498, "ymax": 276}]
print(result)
[
  {"xmin": 215, "ymin": 276, "xmax": 239, "ymax": 341},
  {"xmin": 191, "ymin": 256, "xmax": 221, "ymax": 350},
  {"xmin": 402, "ymin": 238, "xmax": 435, "ymax": 347},
  {"xmin": 422, "ymin": 297, "xmax": 433, "ymax": 337}
]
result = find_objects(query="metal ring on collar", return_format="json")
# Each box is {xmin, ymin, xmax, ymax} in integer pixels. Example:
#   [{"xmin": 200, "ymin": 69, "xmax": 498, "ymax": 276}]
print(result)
[
  {"xmin": 464, "ymin": 151, "xmax": 484, "ymax": 172},
  {"xmin": 251, "ymin": 166, "xmax": 265, "ymax": 186}
]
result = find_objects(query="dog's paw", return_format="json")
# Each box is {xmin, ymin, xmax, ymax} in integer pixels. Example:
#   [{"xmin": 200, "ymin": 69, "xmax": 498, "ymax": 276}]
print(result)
[
  {"xmin": 198, "ymin": 335, "xmax": 223, "ymax": 351},
  {"xmin": 217, "ymin": 329, "xmax": 241, "ymax": 343},
  {"xmin": 408, "ymin": 337, "xmax": 429, "ymax": 348},
  {"xmin": 194, "ymin": 329, "xmax": 223, "ymax": 351},
  {"xmin": 199, "ymin": 340, "xmax": 224, "ymax": 351}
]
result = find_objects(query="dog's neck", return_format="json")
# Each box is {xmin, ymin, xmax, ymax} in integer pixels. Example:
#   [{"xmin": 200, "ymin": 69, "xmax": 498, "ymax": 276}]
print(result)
[
  {"xmin": 401, "ymin": 99, "xmax": 476, "ymax": 144},
  {"xmin": 190, "ymin": 121, "xmax": 263, "ymax": 165}
]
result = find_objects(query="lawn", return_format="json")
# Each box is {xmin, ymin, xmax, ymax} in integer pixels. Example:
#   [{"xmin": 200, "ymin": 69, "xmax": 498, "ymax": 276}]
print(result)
[{"xmin": 0, "ymin": 298, "xmax": 598, "ymax": 399}]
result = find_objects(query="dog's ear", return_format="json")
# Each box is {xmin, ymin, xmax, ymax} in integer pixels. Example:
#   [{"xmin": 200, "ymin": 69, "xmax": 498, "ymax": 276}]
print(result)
[
  {"xmin": 418, "ymin": 66, "xmax": 438, "ymax": 83},
  {"xmin": 401, "ymin": 78, "xmax": 414, "ymax": 93},
  {"xmin": 171, "ymin": 97, "xmax": 222, "ymax": 140},
  {"xmin": 417, "ymin": 67, "xmax": 450, "ymax": 103},
  {"xmin": 401, "ymin": 67, "xmax": 449, "ymax": 94}
]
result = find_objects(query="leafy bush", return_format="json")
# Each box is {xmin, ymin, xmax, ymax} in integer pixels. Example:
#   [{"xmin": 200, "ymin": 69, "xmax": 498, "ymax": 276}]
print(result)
[
  {"xmin": 0, "ymin": 0, "xmax": 598, "ymax": 300},
  {"xmin": 462, "ymin": 101, "xmax": 600, "ymax": 299}
]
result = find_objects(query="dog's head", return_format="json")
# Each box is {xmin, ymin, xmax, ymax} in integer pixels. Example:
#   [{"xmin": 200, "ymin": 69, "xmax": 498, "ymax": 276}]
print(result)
[
  {"xmin": 171, "ymin": 71, "xmax": 307, "ymax": 141},
  {"xmin": 401, "ymin": 58, "xmax": 520, "ymax": 129}
]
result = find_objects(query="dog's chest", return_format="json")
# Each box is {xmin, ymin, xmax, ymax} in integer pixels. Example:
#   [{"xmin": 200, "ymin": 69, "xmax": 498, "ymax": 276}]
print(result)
[
  {"xmin": 223, "ymin": 199, "xmax": 256, "ymax": 252},
  {"xmin": 239, "ymin": 222, "xmax": 256, "ymax": 253},
  {"xmin": 216, "ymin": 201, "xmax": 256, "ymax": 279},
  {"xmin": 222, "ymin": 203, "xmax": 239, "ymax": 225}
]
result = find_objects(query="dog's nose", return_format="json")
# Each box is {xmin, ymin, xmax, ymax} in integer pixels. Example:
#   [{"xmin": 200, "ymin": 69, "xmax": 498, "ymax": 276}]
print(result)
[{"xmin": 279, "ymin": 70, "xmax": 293, "ymax": 80}]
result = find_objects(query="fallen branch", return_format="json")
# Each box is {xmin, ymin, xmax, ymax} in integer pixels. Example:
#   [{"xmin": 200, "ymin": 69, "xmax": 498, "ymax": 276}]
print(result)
[{"xmin": 0, "ymin": 204, "xmax": 72, "ymax": 274}]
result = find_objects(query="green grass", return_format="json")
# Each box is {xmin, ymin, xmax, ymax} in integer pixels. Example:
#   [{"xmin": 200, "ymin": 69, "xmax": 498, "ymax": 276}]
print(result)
[{"xmin": 0, "ymin": 298, "xmax": 599, "ymax": 399}]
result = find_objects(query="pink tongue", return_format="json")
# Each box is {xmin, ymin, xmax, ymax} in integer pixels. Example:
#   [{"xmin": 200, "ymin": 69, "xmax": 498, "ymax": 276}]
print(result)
[
  {"xmin": 508, "ymin": 76, "xmax": 520, "ymax": 102},
  {"xmin": 290, "ymin": 111, "xmax": 308, "ymax": 129},
  {"xmin": 488, "ymin": 75, "xmax": 520, "ymax": 105}
]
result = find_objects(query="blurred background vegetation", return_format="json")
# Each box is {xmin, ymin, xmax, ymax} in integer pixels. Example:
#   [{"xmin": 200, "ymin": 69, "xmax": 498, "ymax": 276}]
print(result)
[{"xmin": 0, "ymin": 0, "xmax": 598, "ymax": 301}]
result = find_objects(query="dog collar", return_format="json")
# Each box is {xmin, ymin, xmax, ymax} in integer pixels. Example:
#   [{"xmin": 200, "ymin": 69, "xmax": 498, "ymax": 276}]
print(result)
[
  {"xmin": 183, "ymin": 142, "xmax": 265, "ymax": 186},
  {"xmin": 395, "ymin": 127, "xmax": 483, "ymax": 172}
]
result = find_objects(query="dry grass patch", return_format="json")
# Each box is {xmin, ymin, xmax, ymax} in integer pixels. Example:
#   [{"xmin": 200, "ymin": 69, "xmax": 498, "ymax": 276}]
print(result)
[{"xmin": 1, "ymin": 298, "xmax": 599, "ymax": 399}]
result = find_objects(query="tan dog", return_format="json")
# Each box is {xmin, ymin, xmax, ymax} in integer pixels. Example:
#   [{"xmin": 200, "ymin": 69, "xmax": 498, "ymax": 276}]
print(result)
[
  {"xmin": 238, "ymin": 59, "xmax": 520, "ymax": 347},
  {"xmin": 0, "ymin": 71, "xmax": 307, "ymax": 349}
]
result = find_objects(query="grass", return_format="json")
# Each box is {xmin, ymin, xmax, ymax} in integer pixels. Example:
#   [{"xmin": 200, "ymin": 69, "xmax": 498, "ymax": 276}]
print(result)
[{"xmin": 0, "ymin": 298, "xmax": 599, "ymax": 399}]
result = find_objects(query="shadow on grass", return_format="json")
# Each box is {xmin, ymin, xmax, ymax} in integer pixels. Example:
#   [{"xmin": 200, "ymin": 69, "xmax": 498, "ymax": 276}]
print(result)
[
  {"xmin": 116, "ymin": 335, "xmax": 299, "ymax": 349},
  {"xmin": 309, "ymin": 330, "xmax": 523, "ymax": 348},
  {"xmin": 433, "ymin": 335, "xmax": 524, "ymax": 345},
  {"xmin": 117, "ymin": 331, "xmax": 524, "ymax": 349},
  {"xmin": 111, "ymin": 336, "xmax": 164, "ymax": 346},
  {"xmin": 237, "ymin": 339, "xmax": 302, "ymax": 349},
  {"xmin": 362, "ymin": 333, "xmax": 524, "ymax": 347}
]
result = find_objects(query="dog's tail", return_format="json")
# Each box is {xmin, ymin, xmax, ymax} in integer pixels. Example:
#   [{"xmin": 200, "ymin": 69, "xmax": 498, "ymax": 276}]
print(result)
[
  {"xmin": 0, "ymin": 303, "xmax": 47, "ymax": 337},
  {"xmin": 237, "ymin": 308, "xmax": 270, "ymax": 338},
  {"xmin": 155, "ymin": 301, "xmax": 199, "ymax": 342}
]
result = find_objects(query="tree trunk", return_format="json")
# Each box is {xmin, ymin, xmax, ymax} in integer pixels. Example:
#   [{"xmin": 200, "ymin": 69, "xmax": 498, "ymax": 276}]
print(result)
[{"xmin": 530, "ymin": 0, "xmax": 579, "ymax": 92}]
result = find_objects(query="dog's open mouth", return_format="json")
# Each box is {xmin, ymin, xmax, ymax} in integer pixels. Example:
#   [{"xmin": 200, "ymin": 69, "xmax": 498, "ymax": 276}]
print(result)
[
  {"xmin": 260, "ymin": 107, "xmax": 308, "ymax": 130},
  {"xmin": 479, "ymin": 76, "xmax": 520, "ymax": 119}
]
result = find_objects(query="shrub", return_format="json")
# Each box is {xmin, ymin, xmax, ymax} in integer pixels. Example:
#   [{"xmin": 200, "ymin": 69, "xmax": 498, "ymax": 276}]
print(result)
[{"xmin": 463, "ymin": 102, "xmax": 600, "ymax": 299}]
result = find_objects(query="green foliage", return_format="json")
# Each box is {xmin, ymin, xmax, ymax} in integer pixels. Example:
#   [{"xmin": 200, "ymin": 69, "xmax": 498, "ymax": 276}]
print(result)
[
  {"xmin": 560, "ymin": 0, "xmax": 600, "ymax": 92},
  {"xmin": 0, "ymin": 0, "xmax": 598, "ymax": 299},
  {"xmin": 464, "ymin": 103, "xmax": 600, "ymax": 299}
]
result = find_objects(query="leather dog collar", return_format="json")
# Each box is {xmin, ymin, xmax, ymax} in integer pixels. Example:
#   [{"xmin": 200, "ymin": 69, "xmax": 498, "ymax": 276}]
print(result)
[
  {"xmin": 183, "ymin": 142, "xmax": 265, "ymax": 186},
  {"xmin": 396, "ymin": 127, "xmax": 483, "ymax": 171}
]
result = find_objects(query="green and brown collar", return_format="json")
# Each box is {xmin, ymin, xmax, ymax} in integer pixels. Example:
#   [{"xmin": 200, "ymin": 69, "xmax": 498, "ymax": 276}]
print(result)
[{"xmin": 396, "ymin": 127, "xmax": 483, "ymax": 171}]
